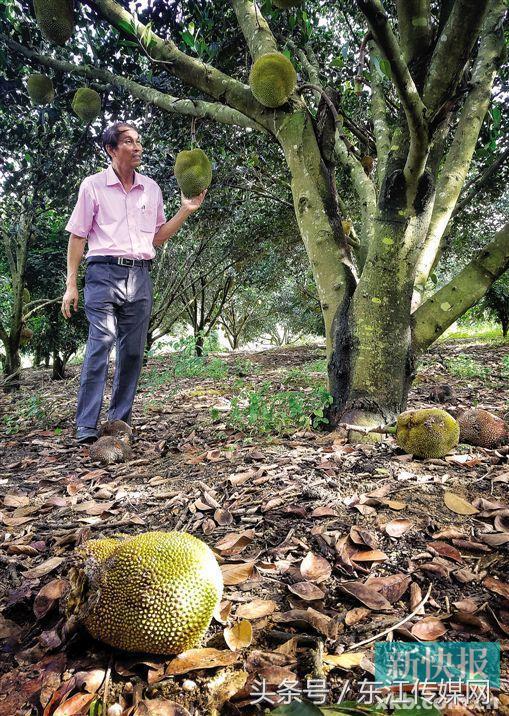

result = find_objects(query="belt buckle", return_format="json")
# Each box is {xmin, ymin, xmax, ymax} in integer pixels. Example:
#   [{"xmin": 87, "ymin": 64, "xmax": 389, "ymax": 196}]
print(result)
[{"xmin": 119, "ymin": 257, "xmax": 135, "ymax": 267}]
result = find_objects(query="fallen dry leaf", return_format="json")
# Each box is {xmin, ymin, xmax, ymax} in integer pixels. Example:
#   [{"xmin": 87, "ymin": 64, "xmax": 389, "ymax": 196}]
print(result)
[
  {"xmin": 224, "ymin": 620, "xmax": 253, "ymax": 651},
  {"xmin": 134, "ymin": 700, "xmax": 191, "ymax": 716},
  {"xmin": 53, "ymin": 692, "xmax": 96, "ymax": 716},
  {"xmin": 411, "ymin": 616, "xmax": 447, "ymax": 641},
  {"xmin": 220, "ymin": 562, "xmax": 255, "ymax": 586},
  {"xmin": 24, "ymin": 557, "xmax": 65, "ymax": 580},
  {"xmin": 236, "ymin": 599, "xmax": 277, "ymax": 620},
  {"xmin": 323, "ymin": 652, "xmax": 365, "ymax": 670},
  {"xmin": 166, "ymin": 648, "xmax": 239, "ymax": 675},
  {"xmin": 287, "ymin": 581, "xmax": 325, "ymax": 601},
  {"xmin": 384, "ymin": 518, "xmax": 412, "ymax": 537},
  {"xmin": 345, "ymin": 607, "xmax": 371, "ymax": 626},
  {"xmin": 350, "ymin": 549, "xmax": 388, "ymax": 563},
  {"xmin": 338, "ymin": 582, "xmax": 392, "ymax": 611},
  {"xmin": 443, "ymin": 492, "xmax": 478, "ymax": 515},
  {"xmin": 33, "ymin": 578, "xmax": 68, "ymax": 619},
  {"xmin": 483, "ymin": 576, "xmax": 509, "ymax": 599},
  {"xmin": 300, "ymin": 552, "xmax": 332, "ymax": 583}
]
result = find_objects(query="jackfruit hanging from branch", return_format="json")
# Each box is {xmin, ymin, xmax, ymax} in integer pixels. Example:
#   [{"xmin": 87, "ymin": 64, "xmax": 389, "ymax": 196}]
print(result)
[
  {"xmin": 27, "ymin": 73, "xmax": 55, "ymax": 105},
  {"xmin": 33, "ymin": 0, "xmax": 74, "ymax": 45},
  {"xmin": 71, "ymin": 88, "xmax": 102, "ymax": 123},
  {"xmin": 249, "ymin": 52, "xmax": 297, "ymax": 108},
  {"xmin": 174, "ymin": 148, "xmax": 212, "ymax": 199},
  {"xmin": 69, "ymin": 531, "xmax": 223, "ymax": 655}
]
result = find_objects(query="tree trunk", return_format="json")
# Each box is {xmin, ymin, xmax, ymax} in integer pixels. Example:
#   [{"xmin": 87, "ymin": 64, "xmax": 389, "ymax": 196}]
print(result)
[
  {"xmin": 195, "ymin": 333, "xmax": 204, "ymax": 357},
  {"xmin": 501, "ymin": 316, "xmax": 508, "ymax": 338},
  {"xmin": 2, "ymin": 343, "xmax": 21, "ymax": 393},
  {"xmin": 52, "ymin": 351, "xmax": 66, "ymax": 380}
]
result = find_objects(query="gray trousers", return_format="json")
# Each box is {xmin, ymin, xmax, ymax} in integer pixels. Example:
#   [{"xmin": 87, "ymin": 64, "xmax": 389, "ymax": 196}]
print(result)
[{"xmin": 76, "ymin": 261, "xmax": 153, "ymax": 430}]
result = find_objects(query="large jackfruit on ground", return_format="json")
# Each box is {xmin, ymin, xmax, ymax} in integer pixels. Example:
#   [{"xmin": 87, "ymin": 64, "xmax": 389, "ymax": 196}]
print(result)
[
  {"xmin": 74, "ymin": 531, "xmax": 223, "ymax": 654},
  {"xmin": 27, "ymin": 73, "xmax": 54, "ymax": 105},
  {"xmin": 249, "ymin": 52, "xmax": 297, "ymax": 108},
  {"xmin": 174, "ymin": 149, "xmax": 212, "ymax": 199},
  {"xmin": 72, "ymin": 88, "xmax": 102, "ymax": 123},
  {"xmin": 33, "ymin": 0, "xmax": 74, "ymax": 45},
  {"xmin": 458, "ymin": 408, "xmax": 508, "ymax": 449},
  {"xmin": 396, "ymin": 408, "xmax": 460, "ymax": 458}
]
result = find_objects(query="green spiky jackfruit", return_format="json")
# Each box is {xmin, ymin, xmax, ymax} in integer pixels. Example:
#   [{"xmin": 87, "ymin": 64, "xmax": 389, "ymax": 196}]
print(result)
[
  {"xmin": 396, "ymin": 408, "xmax": 460, "ymax": 459},
  {"xmin": 75, "ymin": 531, "xmax": 223, "ymax": 655},
  {"xmin": 249, "ymin": 52, "xmax": 297, "ymax": 108},
  {"xmin": 272, "ymin": 0, "xmax": 302, "ymax": 8},
  {"xmin": 33, "ymin": 0, "xmax": 74, "ymax": 45},
  {"xmin": 27, "ymin": 73, "xmax": 55, "ymax": 105},
  {"xmin": 72, "ymin": 88, "xmax": 101, "ymax": 123},
  {"xmin": 22, "ymin": 288, "xmax": 31, "ymax": 304},
  {"xmin": 174, "ymin": 149, "xmax": 212, "ymax": 199}
]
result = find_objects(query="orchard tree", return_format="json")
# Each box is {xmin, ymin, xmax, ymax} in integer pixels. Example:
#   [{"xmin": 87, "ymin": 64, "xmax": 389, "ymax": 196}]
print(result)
[{"xmin": 3, "ymin": 0, "xmax": 508, "ymax": 435}]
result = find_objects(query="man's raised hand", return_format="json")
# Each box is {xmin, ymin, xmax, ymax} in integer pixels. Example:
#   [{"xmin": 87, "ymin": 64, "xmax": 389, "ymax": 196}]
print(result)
[
  {"xmin": 181, "ymin": 188, "xmax": 208, "ymax": 214},
  {"xmin": 61, "ymin": 285, "xmax": 79, "ymax": 319}
]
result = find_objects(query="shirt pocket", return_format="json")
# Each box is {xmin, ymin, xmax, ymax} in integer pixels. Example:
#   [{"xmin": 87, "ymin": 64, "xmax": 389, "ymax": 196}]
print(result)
[{"xmin": 139, "ymin": 205, "xmax": 156, "ymax": 233}]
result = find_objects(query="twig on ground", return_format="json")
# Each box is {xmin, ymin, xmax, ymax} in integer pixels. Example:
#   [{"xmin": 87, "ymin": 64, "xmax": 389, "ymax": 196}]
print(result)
[{"xmin": 348, "ymin": 583, "xmax": 432, "ymax": 649}]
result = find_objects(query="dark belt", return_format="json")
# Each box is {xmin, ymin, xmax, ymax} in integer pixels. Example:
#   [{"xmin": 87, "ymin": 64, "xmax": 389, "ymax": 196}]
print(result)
[{"xmin": 87, "ymin": 256, "xmax": 153, "ymax": 269}]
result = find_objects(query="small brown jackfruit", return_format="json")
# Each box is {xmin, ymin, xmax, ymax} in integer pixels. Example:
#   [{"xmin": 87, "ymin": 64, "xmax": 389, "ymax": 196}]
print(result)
[
  {"xmin": 72, "ymin": 88, "xmax": 102, "ymax": 123},
  {"xmin": 249, "ymin": 52, "xmax": 297, "ymax": 108},
  {"xmin": 73, "ymin": 531, "xmax": 223, "ymax": 654},
  {"xmin": 20, "ymin": 326, "xmax": 34, "ymax": 346},
  {"xmin": 33, "ymin": 0, "xmax": 74, "ymax": 45},
  {"xmin": 89, "ymin": 436, "xmax": 132, "ymax": 465},
  {"xmin": 174, "ymin": 148, "xmax": 212, "ymax": 199},
  {"xmin": 27, "ymin": 73, "xmax": 55, "ymax": 105},
  {"xmin": 458, "ymin": 408, "xmax": 508, "ymax": 449},
  {"xmin": 98, "ymin": 419, "xmax": 132, "ymax": 443},
  {"xmin": 396, "ymin": 408, "xmax": 460, "ymax": 458}
]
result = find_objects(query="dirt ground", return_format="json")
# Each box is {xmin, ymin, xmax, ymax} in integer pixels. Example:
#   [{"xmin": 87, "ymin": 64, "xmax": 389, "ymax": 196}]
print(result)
[{"xmin": 0, "ymin": 340, "xmax": 508, "ymax": 715}]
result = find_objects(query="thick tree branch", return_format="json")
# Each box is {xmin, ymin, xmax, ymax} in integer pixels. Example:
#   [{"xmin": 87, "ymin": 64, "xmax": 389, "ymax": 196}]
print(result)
[
  {"xmin": 368, "ymin": 41, "xmax": 390, "ymax": 184},
  {"xmin": 86, "ymin": 0, "xmax": 265, "ymax": 124},
  {"xmin": 423, "ymin": 0, "xmax": 491, "ymax": 117},
  {"xmin": 1, "ymin": 34, "xmax": 264, "ymax": 132},
  {"xmin": 453, "ymin": 146, "xmax": 509, "ymax": 218},
  {"xmin": 413, "ymin": 0, "xmax": 506, "ymax": 305},
  {"xmin": 356, "ymin": 0, "xmax": 428, "ymax": 196},
  {"xmin": 412, "ymin": 221, "xmax": 509, "ymax": 353},
  {"xmin": 230, "ymin": 0, "xmax": 277, "ymax": 60},
  {"xmin": 395, "ymin": 0, "xmax": 431, "ymax": 66}
]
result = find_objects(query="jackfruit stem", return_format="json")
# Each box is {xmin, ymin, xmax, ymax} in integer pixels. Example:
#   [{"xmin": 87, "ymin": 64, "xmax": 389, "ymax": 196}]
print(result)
[{"xmin": 336, "ymin": 422, "xmax": 395, "ymax": 435}]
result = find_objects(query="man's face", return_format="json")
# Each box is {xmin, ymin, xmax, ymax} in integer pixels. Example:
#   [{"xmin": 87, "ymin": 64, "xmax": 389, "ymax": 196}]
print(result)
[{"xmin": 108, "ymin": 127, "xmax": 142, "ymax": 168}]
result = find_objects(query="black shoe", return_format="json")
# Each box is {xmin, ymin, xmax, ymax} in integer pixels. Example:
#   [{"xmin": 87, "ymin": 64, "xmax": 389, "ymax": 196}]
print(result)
[{"xmin": 76, "ymin": 428, "xmax": 98, "ymax": 445}]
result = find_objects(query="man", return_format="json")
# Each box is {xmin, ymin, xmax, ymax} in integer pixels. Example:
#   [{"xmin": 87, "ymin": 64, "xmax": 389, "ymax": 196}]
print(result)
[{"xmin": 61, "ymin": 122, "xmax": 206, "ymax": 444}]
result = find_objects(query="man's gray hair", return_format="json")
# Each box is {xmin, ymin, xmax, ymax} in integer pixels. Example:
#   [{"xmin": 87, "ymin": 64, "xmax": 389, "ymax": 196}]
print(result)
[{"xmin": 101, "ymin": 122, "xmax": 137, "ymax": 155}]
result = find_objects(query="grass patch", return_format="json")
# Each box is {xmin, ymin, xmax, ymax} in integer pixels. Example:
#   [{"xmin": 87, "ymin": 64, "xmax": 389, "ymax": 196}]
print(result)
[
  {"xmin": 212, "ymin": 381, "xmax": 333, "ymax": 435},
  {"xmin": 445, "ymin": 356, "xmax": 490, "ymax": 380}
]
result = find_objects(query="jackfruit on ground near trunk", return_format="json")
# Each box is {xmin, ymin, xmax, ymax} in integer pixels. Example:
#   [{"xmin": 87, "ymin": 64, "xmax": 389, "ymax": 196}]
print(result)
[
  {"xmin": 458, "ymin": 408, "xmax": 508, "ymax": 449},
  {"xmin": 72, "ymin": 88, "xmax": 102, "ymax": 123},
  {"xmin": 396, "ymin": 408, "xmax": 460, "ymax": 459},
  {"xmin": 27, "ymin": 73, "xmax": 55, "ymax": 105},
  {"xmin": 249, "ymin": 52, "xmax": 297, "ymax": 108},
  {"xmin": 174, "ymin": 148, "xmax": 212, "ymax": 199},
  {"xmin": 73, "ymin": 531, "xmax": 223, "ymax": 654},
  {"xmin": 33, "ymin": 0, "xmax": 74, "ymax": 45}
]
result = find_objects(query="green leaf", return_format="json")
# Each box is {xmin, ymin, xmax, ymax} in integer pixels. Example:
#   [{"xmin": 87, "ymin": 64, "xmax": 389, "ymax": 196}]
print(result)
[
  {"xmin": 272, "ymin": 702, "xmax": 323, "ymax": 716},
  {"xmin": 379, "ymin": 59, "xmax": 392, "ymax": 78},
  {"xmin": 115, "ymin": 17, "xmax": 136, "ymax": 37},
  {"xmin": 394, "ymin": 697, "xmax": 441, "ymax": 715}
]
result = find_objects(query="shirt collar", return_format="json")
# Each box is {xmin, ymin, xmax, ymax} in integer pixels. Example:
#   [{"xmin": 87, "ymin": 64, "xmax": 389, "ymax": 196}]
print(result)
[{"xmin": 106, "ymin": 165, "xmax": 144, "ymax": 189}]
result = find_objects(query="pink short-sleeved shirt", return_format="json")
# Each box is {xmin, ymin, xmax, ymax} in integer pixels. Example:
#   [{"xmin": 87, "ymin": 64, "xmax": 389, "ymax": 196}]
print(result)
[{"xmin": 65, "ymin": 165, "xmax": 166, "ymax": 260}]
